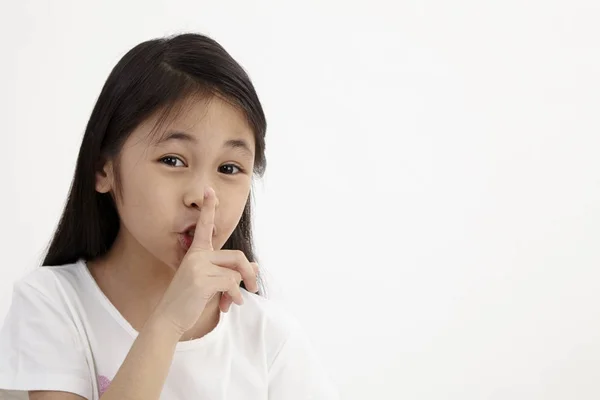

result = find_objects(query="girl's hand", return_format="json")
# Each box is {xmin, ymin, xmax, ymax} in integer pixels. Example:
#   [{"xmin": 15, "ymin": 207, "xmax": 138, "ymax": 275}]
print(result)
[
  {"xmin": 152, "ymin": 187, "xmax": 259, "ymax": 337},
  {"xmin": 219, "ymin": 261, "xmax": 259, "ymax": 313}
]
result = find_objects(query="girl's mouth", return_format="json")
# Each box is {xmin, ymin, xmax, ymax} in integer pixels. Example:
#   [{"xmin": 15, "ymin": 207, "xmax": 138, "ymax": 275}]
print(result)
[
  {"xmin": 179, "ymin": 232, "xmax": 194, "ymax": 251},
  {"xmin": 177, "ymin": 224, "xmax": 217, "ymax": 251},
  {"xmin": 178, "ymin": 227, "xmax": 195, "ymax": 251}
]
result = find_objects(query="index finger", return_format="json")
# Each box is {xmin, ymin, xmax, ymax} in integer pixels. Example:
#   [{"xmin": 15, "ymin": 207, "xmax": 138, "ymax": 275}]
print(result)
[{"xmin": 191, "ymin": 186, "xmax": 218, "ymax": 251}]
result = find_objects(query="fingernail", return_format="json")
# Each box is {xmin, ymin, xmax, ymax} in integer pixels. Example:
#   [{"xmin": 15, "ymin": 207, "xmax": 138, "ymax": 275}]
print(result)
[{"xmin": 204, "ymin": 187, "xmax": 212, "ymax": 199}]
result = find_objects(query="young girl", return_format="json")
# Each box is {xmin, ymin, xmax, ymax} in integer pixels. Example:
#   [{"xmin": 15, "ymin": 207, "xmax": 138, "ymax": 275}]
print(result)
[{"xmin": 0, "ymin": 33, "xmax": 338, "ymax": 400}]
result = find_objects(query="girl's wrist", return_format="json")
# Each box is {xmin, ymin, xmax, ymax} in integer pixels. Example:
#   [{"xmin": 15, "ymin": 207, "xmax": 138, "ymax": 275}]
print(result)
[{"xmin": 144, "ymin": 311, "xmax": 185, "ymax": 343}]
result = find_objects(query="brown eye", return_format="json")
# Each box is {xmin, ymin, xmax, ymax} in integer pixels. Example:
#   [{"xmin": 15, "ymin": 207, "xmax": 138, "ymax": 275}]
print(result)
[
  {"xmin": 219, "ymin": 164, "xmax": 242, "ymax": 175},
  {"xmin": 160, "ymin": 156, "xmax": 185, "ymax": 167}
]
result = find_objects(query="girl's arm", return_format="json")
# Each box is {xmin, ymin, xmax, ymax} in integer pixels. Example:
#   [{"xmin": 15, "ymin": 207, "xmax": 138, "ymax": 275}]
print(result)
[
  {"xmin": 29, "ymin": 314, "xmax": 181, "ymax": 400},
  {"xmin": 98, "ymin": 314, "xmax": 181, "ymax": 400}
]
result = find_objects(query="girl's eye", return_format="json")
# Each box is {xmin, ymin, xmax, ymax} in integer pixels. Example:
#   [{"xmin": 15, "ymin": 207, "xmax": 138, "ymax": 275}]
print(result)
[
  {"xmin": 159, "ymin": 156, "xmax": 185, "ymax": 167},
  {"xmin": 219, "ymin": 164, "xmax": 242, "ymax": 175}
]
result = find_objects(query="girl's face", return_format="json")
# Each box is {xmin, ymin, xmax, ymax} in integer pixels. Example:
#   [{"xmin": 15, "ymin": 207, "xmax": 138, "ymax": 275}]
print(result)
[{"xmin": 96, "ymin": 96, "xmax": 256, "ymax": 269}]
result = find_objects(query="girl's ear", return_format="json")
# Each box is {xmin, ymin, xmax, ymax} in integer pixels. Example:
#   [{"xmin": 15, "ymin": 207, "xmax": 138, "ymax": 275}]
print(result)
[{"xmin": 95, "ymin": 159, "xmax": 114, "ymax": 194}]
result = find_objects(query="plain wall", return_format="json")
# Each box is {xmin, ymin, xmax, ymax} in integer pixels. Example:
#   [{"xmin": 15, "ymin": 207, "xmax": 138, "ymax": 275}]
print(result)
[{"xmin": 1, "ymin": 1, "xmax": 599, "ymax": 398}]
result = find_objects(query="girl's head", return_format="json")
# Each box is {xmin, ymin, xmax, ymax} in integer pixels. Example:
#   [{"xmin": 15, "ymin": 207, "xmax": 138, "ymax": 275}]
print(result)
[{"xmin": 44, "ymin": 33, "xmax": 266, "ymax": 290}]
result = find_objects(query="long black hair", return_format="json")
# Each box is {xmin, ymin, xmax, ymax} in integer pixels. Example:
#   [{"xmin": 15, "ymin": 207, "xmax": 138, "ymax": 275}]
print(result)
[{"xmin": 43, "ymin": 33, "xmax": 267, "ymax": 295}]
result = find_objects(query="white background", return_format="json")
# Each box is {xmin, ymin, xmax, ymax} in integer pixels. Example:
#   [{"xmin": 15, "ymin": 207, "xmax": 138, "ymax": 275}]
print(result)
[{"xmin": 1, "ymin": 1, "xmax": 600, "ymax": 399}]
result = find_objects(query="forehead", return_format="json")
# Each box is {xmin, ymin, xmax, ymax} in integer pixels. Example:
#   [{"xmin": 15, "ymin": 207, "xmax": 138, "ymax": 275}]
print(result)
[{"xmin": 131, "ymin": 95, "xmax": 256, "ymax": 150}]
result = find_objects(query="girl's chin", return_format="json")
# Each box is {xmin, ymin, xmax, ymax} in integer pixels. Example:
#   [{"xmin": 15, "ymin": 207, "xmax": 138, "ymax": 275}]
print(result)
[{"xmin": 170, "ymin": 250, "xmax": 186, "ymax": 269}]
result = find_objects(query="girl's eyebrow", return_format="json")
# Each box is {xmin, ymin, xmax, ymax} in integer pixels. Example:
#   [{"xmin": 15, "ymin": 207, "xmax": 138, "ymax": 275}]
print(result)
[
  {"xmin": 224, "ymin": 139, "xmax": 254, "ymax": 159},
  {"xmin": 158, "ymin": 131, "xmax": 197, "ymax": 144},
  {"xmin": 158, "ymin": 130, "xmax": 254, "ymax": 158}
]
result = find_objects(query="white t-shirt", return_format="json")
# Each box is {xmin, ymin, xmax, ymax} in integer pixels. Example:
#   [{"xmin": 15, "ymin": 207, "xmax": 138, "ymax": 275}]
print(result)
[{"xmin": 0, "ymin": 260, "xmax": 338, "ymax": 399}]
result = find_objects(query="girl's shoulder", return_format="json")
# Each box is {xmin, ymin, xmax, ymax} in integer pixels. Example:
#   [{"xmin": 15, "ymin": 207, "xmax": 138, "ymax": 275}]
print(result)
[
  {"xmin": 236, "ymin": 289, "xmax": 302, "ymax": 331},
  {"xmin": 0, "ymin": 261, "xmax": 97, "ymax": 398},
  {"xmin": 11, "ymin": 261, "xmax": 87, "ymax": 303},
  {"xmin": 229, "ymin": 289, "xmax": 308, "ymax": 357},
  {"xmin": 231, "ymin": 290, "xmax": 339, "ymax": 397}
]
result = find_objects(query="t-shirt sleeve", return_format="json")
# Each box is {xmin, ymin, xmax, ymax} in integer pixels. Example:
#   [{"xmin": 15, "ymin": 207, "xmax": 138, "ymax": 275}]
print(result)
[
  {"xmin": 0, "ymin": 279, "xmax": 93, "ymax": 399},
  {"xmin": 267, "ymin": 316, "xmax": 339, "ymax": 400}
]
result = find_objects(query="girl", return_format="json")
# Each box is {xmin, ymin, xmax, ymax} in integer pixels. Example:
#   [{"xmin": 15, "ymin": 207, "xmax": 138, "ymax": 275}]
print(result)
[{"xmin": 0, "ymin": 33, "xmax": 338, "ymax": 399}]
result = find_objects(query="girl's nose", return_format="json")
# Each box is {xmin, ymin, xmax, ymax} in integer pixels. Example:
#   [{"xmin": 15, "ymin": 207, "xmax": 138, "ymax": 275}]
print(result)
[{"xmin": 184, "ymin": 184, "xmax": 219, "ymax": 210}]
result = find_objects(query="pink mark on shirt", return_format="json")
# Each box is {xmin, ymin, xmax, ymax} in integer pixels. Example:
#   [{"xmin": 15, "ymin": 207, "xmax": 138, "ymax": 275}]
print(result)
[{"xmin": 98, "ymin": 375, "xmax": 112, "ymax": 395}]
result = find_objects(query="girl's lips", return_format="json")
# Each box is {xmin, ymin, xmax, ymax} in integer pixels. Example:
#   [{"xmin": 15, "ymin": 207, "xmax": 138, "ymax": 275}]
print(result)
[
  {"xmin": 179, "ymin": 224, "xmax": 217, "ymax": 238},
  {"xmin": 181, "ymin": 224, "xmax": 197, "ymax": 236},
  {"xmin": 177, "ymin": 224, "xmax": 217, "ymax": 251},
  {"xmin": 178, "ymin": 233, "xmax": 194, "ymax": 251}
]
